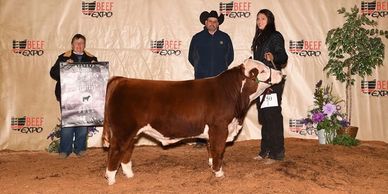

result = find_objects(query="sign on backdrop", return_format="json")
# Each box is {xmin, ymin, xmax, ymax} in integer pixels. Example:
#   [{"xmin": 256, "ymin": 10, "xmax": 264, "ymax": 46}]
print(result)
[{"xmin": 60, "ymin": 62, "xmax": 109, "ymax": 127}]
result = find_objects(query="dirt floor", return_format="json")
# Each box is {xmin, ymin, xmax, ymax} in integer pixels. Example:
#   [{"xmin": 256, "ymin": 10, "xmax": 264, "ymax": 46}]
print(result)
[{"xmin": 1, "ymin": 138, "xmax": 388, "ymax": 194}]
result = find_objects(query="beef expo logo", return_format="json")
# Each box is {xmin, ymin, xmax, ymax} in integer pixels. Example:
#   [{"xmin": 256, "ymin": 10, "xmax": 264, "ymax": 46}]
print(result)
[
  {"xmin": 81, "ymin": 1, "xmax": 113, "ymax": 18},
  {"xmin": 361, "ymin": 0, "xmax": 388, "ymax": 18},
  {"xmin": 219, "ymin": 1, "xmax": 251, "ymax": 18},
  {"xmin": 11, "ymin": 116, "xmax": 44, "ymax": 134},
  {"xmin": 12, "ymin": 40, "xmax": 44, "ymax": 56},
  {"xmin": 289, "ymin": 119, "xmax": 316, "ymax": 136},
  {"xmin": 289, "ymin": 40, "xmax": 322, "ymax": 57},
  {"xmin": 150, "ymin": 39, "xmax": 182, "ymax": 56},
  {"xmin": 361, "ymin": 79, "xmax": 388, "ymax": 96}
]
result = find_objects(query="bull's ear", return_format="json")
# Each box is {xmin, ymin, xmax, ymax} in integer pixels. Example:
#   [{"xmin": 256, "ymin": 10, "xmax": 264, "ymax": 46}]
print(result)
[{"xmin": 249, "ymin": 68, "xmax": 258, "ymax": 79}]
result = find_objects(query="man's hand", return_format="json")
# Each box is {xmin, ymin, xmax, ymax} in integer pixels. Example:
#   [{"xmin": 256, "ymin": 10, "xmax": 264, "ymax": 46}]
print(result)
[{"xmin": 66, "ymin": 59, "xmax": 74, "ymax": 63}]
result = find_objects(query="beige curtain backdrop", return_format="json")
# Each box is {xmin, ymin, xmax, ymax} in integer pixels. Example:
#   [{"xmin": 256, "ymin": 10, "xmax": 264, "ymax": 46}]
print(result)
[{"xmin": 0, "ymin": 0, "xmax": 387, "ymax": 150}]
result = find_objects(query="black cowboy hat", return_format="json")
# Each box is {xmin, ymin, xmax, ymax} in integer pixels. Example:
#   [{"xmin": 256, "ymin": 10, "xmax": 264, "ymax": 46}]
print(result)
[{"xmin": 199, "ymin": 10, "xmax": 224, "ymax": 25}]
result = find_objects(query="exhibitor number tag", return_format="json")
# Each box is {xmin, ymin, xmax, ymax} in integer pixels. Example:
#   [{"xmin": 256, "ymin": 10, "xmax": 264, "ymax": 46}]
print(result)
[{"xmin": 259, "ymin": 93, "xmax": 278, "ymax": 108}]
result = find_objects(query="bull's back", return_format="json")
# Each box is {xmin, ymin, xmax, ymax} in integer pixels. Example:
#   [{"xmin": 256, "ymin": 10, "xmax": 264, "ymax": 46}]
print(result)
[
  {"xmin": 110, "ymin": 77, "xmax": 217, "ymax": 113},
  {"xmin": 105, "ymin": 77, "xmax": 222, "ymax": 137}
]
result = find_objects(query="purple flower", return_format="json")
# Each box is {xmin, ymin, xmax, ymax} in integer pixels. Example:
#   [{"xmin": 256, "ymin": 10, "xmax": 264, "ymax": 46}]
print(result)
[
  {"xmin": 340, "ymin": 119, "xmax": 350, "ymax": 127},
  {"xmin": 87, "ymin": 126, "xmax": 98, "ymax": 133},
  {"xmin": 323, "ymin": 103, "xmax": 337, "ymax": 117},
  {"xmin": 302, "ymin": 118, "xmax": 313, "ymax": 125},
  {"xmin": 312, "ymin": 112, "xmax": 325, "ymax": 123}
]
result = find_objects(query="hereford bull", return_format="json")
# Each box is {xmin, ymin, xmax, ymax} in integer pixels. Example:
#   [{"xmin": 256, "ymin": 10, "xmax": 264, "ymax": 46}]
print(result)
[{"xmin": 102, "ymin": 59, "xmax": 283, "ymax": 185}]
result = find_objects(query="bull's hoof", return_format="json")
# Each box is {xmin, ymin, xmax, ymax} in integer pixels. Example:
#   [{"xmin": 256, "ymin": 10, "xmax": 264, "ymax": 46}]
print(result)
[
  {"xmin": 121, "ymin": 162, "xmax": 134, "ymax": 178},
  {"xmin": 215, "ymin": 171, "xmax": 225, "ymax": 178},
  {"xmin": 123, "ymin": 171, "xmax": 134, "ymax": 178},
  {"xmin": 105, "ymin": 169, "xmax": 117, "ymax": 185},
  {"xmin": 105, "ymin": 174, "xmax": 116, "ymax": 185},
  {"xmin": 213, "ymin": 167, "xmax": 224, "ymax": 178},
  {"xmin": 106, "ymin": 178, "xmax": 116, "ymax": 185},
  {"xmin": 124, "ymin": 172, "xmax": 134, "ymax": 178}
]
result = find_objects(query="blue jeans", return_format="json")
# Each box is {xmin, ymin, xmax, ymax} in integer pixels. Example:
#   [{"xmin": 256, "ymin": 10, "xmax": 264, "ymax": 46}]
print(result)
[{"xmin": 59, "ymin": 126, "xmax": 88, "ymax": 156}]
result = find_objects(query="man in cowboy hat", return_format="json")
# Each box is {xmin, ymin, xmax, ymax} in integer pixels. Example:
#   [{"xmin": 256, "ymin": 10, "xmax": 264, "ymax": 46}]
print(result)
[
  {"xmin": 189, "ymin": 10, "xmax": 234, "ymax": 79},
  {"xmin": 188, "ymin": 10, "xmax": 234, "ymax": 147}
]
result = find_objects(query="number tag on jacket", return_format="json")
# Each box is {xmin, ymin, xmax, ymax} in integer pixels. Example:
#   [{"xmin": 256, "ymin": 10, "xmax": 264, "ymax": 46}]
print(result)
[{"xmin": 259, "ymin": 93, "xmax": 279, "ymax": 108}]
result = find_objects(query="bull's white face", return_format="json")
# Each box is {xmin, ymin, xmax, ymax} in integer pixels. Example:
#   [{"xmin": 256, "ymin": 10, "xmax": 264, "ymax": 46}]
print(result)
[
  {"xmin": 242, "ymin": 59, "xmax": 283, "ymax": 102},
  {"xmin": 243, "ymin": 59, "xmax": 282, "ymax": 84}
]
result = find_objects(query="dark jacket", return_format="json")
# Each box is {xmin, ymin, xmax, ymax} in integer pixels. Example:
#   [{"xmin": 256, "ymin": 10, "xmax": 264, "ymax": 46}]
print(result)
[
  {"xmin": 253, "ymin": 31, "xmax": 288, "ymax": 69},
  {"xmin": 188, "ymin": 29, "xmax": 234, "ymax": 79},
  {"xmin": 50, "ymin": 50, "xmax": 98, "ymax": 101}
]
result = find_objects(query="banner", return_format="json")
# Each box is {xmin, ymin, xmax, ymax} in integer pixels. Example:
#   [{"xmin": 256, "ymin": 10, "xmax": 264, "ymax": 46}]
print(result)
[{"xmin": 60, "ymin": 62, "xmax": 109, "ymax": 127}]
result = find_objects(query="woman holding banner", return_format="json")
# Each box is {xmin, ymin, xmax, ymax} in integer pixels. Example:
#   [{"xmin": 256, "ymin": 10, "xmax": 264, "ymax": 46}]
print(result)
[
  {"xmin": 50, "ymin": 34, "xmax": 97, "ymax": 158},
  {"xmin": 251, "ymin": 9, "xmax": 288, "ymax": 162}
]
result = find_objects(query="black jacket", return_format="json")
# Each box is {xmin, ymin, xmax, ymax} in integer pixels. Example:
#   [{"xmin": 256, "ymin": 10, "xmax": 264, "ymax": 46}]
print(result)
[
  {"xmin": 188, "ymin": 29, "xmax": 234, "ymax": 79},
  {"xmin": 49, "ymin": 50, "xmax": 98, "ymax": 101},
  {"xmin": 253, "ymin": 31, "xmax": 288, "ymax": 69}
]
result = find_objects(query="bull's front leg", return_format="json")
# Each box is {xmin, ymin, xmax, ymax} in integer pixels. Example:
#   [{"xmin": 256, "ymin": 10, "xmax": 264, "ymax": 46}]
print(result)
[
  {"xmin": 105, "ymin": 137, "xmax": 128, "ymax": 185},
  {"xmin": 105, "ymin": 143, "xmax": 121, "ymax": 185},
  {"xmin": 208, "ymin": 126, "xmax": 228, "ymax": 178},
  {"xmin": 120, "ymin": 138, "xmax": 137, "ymax": 178}
]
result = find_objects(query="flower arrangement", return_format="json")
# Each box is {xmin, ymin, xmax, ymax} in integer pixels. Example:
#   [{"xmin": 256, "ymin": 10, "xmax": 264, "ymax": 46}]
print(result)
[{"xmin": 303, "ymin": 80, "xmax": 349, "ymax": 144}]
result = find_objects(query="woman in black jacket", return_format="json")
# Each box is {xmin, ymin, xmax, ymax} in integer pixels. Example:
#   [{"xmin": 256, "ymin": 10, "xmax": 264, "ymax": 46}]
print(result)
[
  {"xmin": 251, "ymin": 9, "xmax": 288, "ymax": 161},
  {"xmin": 50, "ymin": 34, "xmax": 97, "ymax": 158}
]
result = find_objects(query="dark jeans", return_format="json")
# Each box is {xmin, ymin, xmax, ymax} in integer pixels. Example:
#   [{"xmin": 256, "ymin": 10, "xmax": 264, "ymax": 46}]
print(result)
[
  {"xmin": 59, "ymin": 126, "xmax": 88, "ymax": 156},
  {"xmin": 257, "ymin": 79, "xmax": 285, "ymax": 160}
]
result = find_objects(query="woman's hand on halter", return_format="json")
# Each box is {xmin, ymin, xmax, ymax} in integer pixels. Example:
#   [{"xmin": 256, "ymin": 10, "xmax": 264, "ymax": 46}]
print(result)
[{"xmin": 264, "ymin": 52, "xmax": 274, "ymax": 62}]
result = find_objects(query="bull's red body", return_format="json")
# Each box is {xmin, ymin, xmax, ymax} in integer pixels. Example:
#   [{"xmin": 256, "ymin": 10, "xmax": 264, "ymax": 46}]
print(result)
[{"xmin": 102, "ymin": 59, "xmax": 282, "ymax": 185}]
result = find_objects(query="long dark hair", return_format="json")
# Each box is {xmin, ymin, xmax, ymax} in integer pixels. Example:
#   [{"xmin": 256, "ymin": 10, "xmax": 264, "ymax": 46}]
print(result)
[{"xmin": 251, "ymin": 9, "xmax": 276, "ymax": 51}]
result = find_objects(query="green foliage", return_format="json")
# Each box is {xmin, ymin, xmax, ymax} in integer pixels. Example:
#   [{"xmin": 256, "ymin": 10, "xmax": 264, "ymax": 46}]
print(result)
[
  {"xmin": 320, "ymin": 119, "xmax": 342, "ymax": 134},
  {"xmin": 47, "ymin": 140, "xmax": 60, "ymax": 153},
  {"xmin": 313, "ymin": 81, "xmax": 343, "ymax": 110},
  {"xmin": 333, "ymin": 134, "xmax": 359, "ymax": 146},
  {"xmin": 325, "ymin": 6, "xmax": 387, "ymax": 87},
  {"xmin": 46, "ymin": 119, "xmax": 61, "ymax": 153}
]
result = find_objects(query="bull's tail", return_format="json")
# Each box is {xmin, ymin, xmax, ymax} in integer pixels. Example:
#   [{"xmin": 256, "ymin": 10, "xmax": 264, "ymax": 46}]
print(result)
[{"xmin": 102, "ymin": 76, "xmax": 124, "ymax": 148}]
